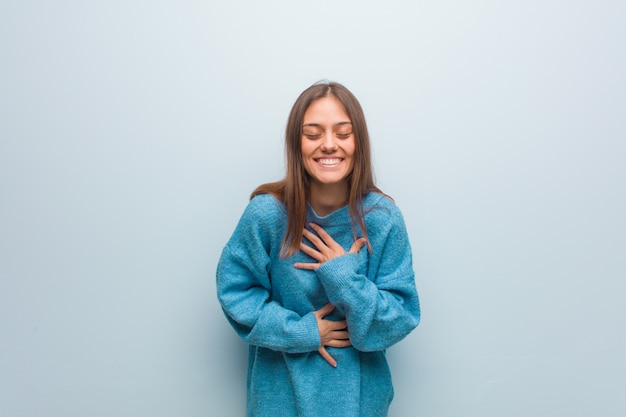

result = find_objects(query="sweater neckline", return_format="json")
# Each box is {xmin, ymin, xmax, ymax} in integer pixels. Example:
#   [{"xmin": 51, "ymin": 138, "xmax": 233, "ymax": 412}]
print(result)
[
  {"xmin": 307, "ymin": 202, "xmax": 350, "ymax": 223},
  {"xmin": 305, "ymin": 192, "xmax": 382, "ymax": 226}
]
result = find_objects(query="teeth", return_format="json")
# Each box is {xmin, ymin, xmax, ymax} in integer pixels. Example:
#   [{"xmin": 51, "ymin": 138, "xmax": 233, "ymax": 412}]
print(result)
[{"xmin": 318, "ymin": 158, "xmax": 341, "ymax": 165}]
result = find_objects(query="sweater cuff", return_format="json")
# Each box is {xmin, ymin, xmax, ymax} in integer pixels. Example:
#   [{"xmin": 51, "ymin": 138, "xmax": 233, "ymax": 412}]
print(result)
[
  {"xmin": 315, "ymin": 254, "xmax": 359, "ymax": 294},
  {"xmin": 298, "ymin": 311, "xmax": 322, "ymax": 351}
]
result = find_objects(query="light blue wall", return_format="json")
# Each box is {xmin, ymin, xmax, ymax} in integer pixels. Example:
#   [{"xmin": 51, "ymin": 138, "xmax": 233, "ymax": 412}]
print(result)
[{"xmin": 1, "ymin": 1, "xmax": 624, "ymax": 416}]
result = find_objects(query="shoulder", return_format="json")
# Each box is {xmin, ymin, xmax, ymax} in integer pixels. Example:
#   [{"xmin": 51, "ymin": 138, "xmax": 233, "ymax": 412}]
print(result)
[
  {"xmin": 225, "ymin": 194, "xmax": 286, "ymax": 251},
  {"xmin": 363, "ymin": 192, "xmax": 405, "ymax": 225},
  {"xmin": 363, "ymin": 193, "xmax": 412, "ymax": 256},
  {"xmin": 246, "ymin": 193, "xmax": 286, "ymax": 218},
  {"xmin": 235, "ymin": 193, "xmax": 286, "ymax": 233}
]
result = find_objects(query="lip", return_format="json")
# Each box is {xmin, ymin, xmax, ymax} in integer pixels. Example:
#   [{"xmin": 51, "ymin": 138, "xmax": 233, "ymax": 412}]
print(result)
[{"xmin": 314, "ymin": 157, "xmax": 344, "ymax": 167}]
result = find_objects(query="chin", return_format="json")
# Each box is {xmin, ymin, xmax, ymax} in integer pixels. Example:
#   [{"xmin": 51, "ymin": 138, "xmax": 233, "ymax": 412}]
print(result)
[{"xmin": 312, "ymin": 176, "xmax": 350, "ymax": 186}]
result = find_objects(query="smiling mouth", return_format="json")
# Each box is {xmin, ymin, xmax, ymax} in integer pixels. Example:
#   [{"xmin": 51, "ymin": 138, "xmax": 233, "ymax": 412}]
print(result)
[{"xmin": 316, "ymin": 158, "xmax": 343, "ymax": 166}]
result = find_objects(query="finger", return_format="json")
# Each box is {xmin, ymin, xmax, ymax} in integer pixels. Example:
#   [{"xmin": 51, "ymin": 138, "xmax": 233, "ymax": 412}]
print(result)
[
  {"xmin": 318, "ymin": 346, "xmax": 337, "ymax": 367},
  {"xmin": 302, "ymin": 228, "xmax": 328, "ymax": 252},
  {"xmin": 309, "ymin": 223, "xmax": 340, "ymax": 248},
  {"xmin": 349, "ymin": 237, "xmax": 367, "ymax": 254},
  {"xmin": 293, "ymin": 262, "xmax": 320, "ymax": 270},
  {"xmin": 324, "ymin": 319, "xmax": 347, "ymax": 330},
  {"xmin": 325, "ymin": 339, "xmax": 352, "ymax": 348},
  {"xmin": 299, "ymin": 241, "xmax": 324, "ymax": 261},
  {"xmin": 316, "ymin": 303, "xmax": 335, "ymax": 318},
  {"xmin": 330, "ymin": 330, "xmax": 350, "ymax": 340}
]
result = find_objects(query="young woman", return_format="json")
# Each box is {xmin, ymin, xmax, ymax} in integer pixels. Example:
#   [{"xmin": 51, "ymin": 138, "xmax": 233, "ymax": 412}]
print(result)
[{"xmin": 216, "ymin": 81, "xmax": 420, "ymax": 417}]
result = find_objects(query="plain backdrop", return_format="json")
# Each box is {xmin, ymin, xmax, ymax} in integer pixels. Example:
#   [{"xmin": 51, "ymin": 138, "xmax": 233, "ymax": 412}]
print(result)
[{"xmin": 1, "ymin": 1, "xmax": 625, "ymax": 416}]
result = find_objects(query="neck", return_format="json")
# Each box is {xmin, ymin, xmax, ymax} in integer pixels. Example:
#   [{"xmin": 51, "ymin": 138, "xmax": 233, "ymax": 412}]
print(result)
[{"xmin": 308, "ymin": 181, "xmax": 349, "ymax": 216}]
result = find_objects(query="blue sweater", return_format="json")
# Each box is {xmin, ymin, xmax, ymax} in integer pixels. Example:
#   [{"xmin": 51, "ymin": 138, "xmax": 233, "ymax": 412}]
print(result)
[{"xmin": 217, "ymin": 193, "xmax": 420, "ymax": 417}]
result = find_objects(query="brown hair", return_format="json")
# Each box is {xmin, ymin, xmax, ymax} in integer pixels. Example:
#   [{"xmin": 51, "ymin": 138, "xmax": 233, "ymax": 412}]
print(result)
[{"xmin": 252, "ymin": 81, "xmax": 385, "ymax": 257}]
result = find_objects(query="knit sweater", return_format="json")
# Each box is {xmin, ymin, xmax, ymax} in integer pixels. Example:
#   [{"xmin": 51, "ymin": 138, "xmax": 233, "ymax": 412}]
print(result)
[{"xmin": 216, "ymin": 192, "xmax": 420, "ymax": 417}]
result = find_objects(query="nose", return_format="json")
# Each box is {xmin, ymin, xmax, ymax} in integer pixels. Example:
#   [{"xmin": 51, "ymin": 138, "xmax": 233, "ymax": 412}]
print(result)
[{"xmin": 320, "ymin": 131, "xmax": 338, "ymax": 152}]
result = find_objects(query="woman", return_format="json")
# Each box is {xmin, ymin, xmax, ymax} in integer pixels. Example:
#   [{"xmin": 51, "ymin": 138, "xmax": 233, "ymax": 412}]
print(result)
[{"xmin": 217, "ymin": 81, "xmax": 420, "ymax": 417}]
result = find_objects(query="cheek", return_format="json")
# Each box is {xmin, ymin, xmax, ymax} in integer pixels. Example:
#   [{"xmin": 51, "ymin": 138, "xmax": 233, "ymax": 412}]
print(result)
[
  {"xmin": 346, "ymin": 142, "xmax": 356, "ymax": 170},
  {"xmin": 300, "ymin": 138, "xmax": 313, "ymax": 157},
  {"xmin": 346, "ymin": 139, "xmax": 356, "ymax": 158}
]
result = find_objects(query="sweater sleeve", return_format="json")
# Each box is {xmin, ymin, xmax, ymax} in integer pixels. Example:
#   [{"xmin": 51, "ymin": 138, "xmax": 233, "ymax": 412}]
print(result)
[
  {"xmin": 314, "ymin": 208, "xmax": 420, "ymax": 352},
  {"xmin": 216, "ymin": 199, "xmax": 321, "ymax": 353}
]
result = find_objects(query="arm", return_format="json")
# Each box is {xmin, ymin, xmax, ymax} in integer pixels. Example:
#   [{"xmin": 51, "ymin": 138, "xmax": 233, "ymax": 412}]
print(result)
[
  {"xmin": 295, "ymin": 211, "xmax": 420, "ymax": 352},
  {"xmin": 218, "ymin": 246, "xmax": 352, "ymax": 362},
  {"xmin": 217, "ymin": 234, "xmax": 321, "ymax": 353},
  {"xmin": 216, "ymin": 197, "xmax": 351, "ymax": 360}
]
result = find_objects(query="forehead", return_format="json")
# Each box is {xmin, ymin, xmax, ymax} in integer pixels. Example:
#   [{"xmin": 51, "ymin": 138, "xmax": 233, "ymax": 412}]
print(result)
[{"xmin": 303, "ymin": 96, "xmax": 350, "ymax": 125}]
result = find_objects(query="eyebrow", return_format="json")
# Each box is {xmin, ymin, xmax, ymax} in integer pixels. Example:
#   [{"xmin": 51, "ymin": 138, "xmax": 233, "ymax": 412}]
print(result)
[{"xmin": 302, "ymin": 121, "xmax": 353, "ymax": 128}]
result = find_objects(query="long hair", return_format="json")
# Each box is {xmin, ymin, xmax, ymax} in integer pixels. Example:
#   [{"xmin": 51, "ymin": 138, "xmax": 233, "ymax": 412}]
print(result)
[{"xmin": 252, "ymin": 81, "xmax": 384, "ymax": 257}]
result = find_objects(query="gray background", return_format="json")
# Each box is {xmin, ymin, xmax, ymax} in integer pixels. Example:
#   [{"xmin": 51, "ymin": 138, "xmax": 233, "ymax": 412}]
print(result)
[{"xmin": 1, "ymin": 1, "xmax": 625, "ymax": 416}]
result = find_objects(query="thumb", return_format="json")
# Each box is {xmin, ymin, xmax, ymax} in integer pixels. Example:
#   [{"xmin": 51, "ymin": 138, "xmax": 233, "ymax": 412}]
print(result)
[
  {"xmin": 318, "ymin": 346, "xmax": 337, "ymax": 367},
  {"xmin": 349, "ymin": 237, "xmax": 367, "ymax": 254},
  {"xmin": 316, "ymin": 303, "xmax": 335, "ymax": 318}
]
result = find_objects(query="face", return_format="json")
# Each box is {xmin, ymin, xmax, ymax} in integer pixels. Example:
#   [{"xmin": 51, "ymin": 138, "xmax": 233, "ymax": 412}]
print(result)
[{"xmin": 301, "ymin": 96, "xmax": 355, "ymax": 189}]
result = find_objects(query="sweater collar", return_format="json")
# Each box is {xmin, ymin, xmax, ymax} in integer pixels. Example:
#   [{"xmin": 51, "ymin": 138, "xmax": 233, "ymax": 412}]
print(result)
[{"xmin": 305, "ymin": 192, "xmax": 382, "ymax": 227}]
